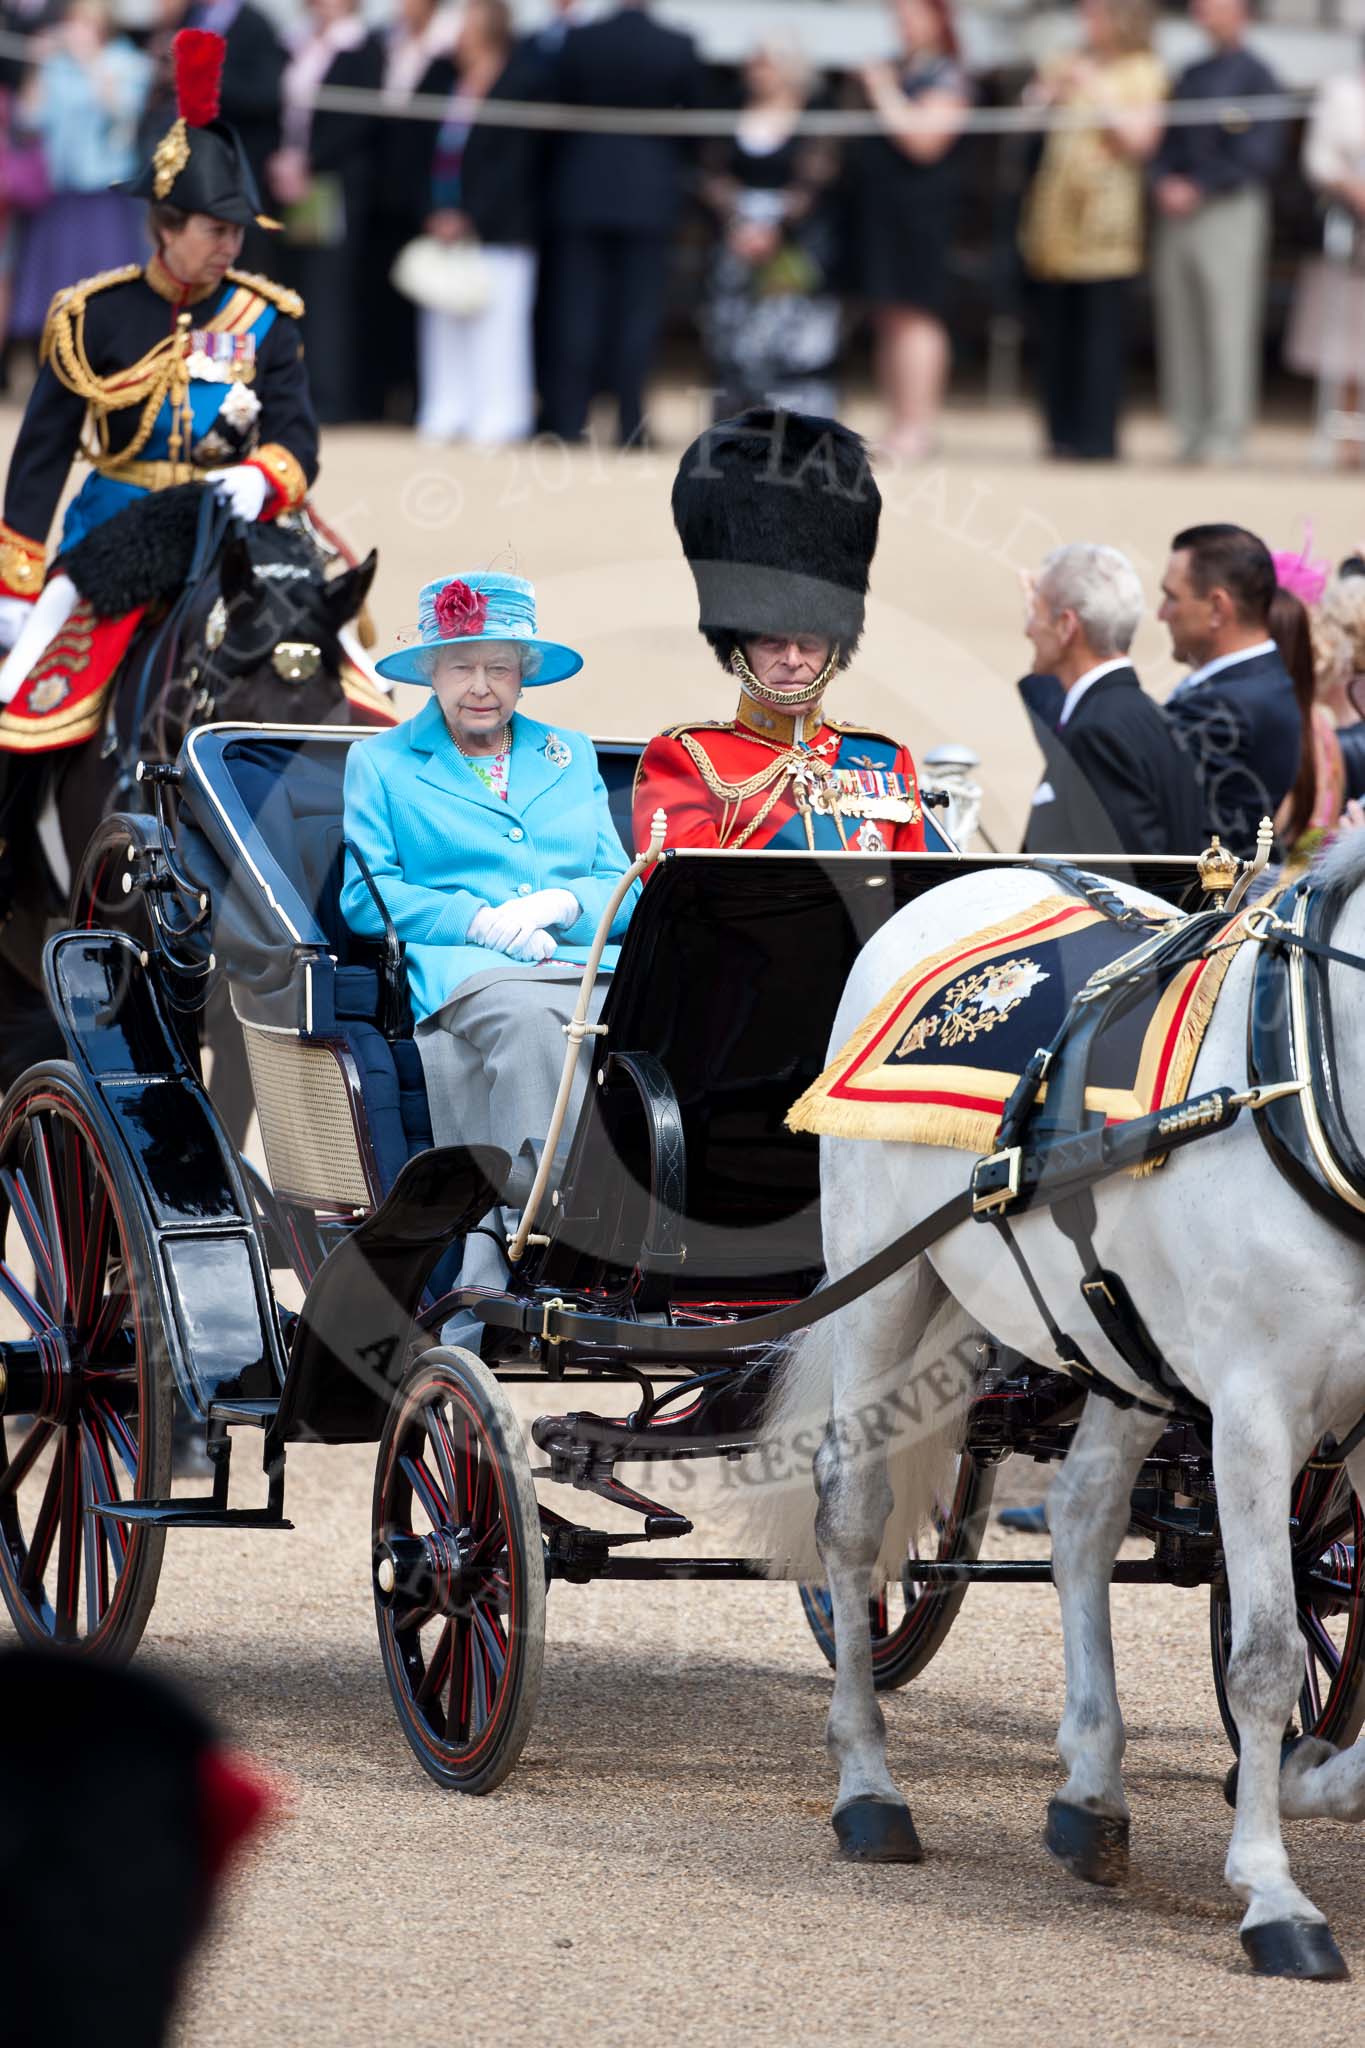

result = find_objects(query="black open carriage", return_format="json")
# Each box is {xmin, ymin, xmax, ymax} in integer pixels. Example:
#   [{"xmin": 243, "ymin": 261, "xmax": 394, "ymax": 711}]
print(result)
[{"xmin": 1, "ymin": 723, "xmax": 1360, "ymax": 1792}]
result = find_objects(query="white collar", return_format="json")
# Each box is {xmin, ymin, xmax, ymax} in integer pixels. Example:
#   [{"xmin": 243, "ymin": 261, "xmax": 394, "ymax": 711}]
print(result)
[
  {"xmin": 1058, "ymin": 656, "xmax": 1130, "ymax": 727},
  {"xmin": 1181, "ymin": 639, "xmax": 1277, "ymax": 693}
]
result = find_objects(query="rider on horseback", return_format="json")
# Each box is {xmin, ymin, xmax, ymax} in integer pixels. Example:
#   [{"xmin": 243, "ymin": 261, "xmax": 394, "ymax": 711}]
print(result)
[{"xmin": 0, "ymin": 27, "xmax": 317, "ymax": 754}]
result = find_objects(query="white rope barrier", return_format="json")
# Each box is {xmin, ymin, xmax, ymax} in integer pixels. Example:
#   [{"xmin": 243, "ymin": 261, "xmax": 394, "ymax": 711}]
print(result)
[{"xmin": 0, "ymin": 25, "xmax": 1323, "ymax": 138}]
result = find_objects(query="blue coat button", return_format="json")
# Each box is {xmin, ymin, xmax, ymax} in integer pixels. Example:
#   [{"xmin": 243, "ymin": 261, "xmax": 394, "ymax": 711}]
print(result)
[
  {"xmin": 517, "ymin": 883, "xmax": 532, "ymax": 896},
  {"xmin": 509, "ymin": 826, "xmax": 524, "ymax": 841}
]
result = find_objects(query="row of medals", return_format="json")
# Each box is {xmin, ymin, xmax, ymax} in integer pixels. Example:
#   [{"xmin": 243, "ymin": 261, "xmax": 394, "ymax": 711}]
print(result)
[{"xmin": 791, "ymin": 754, "xmax": 920, "ymax": 824}]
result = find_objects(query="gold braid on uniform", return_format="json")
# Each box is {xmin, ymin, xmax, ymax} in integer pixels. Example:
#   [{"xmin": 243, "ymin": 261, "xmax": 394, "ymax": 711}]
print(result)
[
  {"xmin": 41, "ymin": 269, "xmax": 193, "ymax": 472},
  {"xmin": 677, "ymin": 731, "xmax": 847, "ymax": 850}
]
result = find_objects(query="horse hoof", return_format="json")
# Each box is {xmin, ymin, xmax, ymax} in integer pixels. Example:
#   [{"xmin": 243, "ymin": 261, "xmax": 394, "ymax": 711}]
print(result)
[
  {"xmin": 832, "ymin": 1798, "xmax": 924, "ymax": 1864},
  {"xmin": 1044, "ymin": 1797, "xmax": 1129, "ymax": 1886},
  {"xmin": 1241, "ymin": 1919, "xmax": 1350, "ymax": 1981}
]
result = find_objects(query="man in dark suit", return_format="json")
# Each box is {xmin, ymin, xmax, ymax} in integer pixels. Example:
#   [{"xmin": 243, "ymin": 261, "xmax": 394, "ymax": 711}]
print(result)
[
  {"xmin": 542, "ymin": 0, "xmax": 703, "ymax": 445},
  {"xmin": 1020, "ymin": 543, "xmax": 1205, "ymax": 859},
  {"xmin": 1160, "ymin": 523, "xmax": 1301, "ymax": 860}
]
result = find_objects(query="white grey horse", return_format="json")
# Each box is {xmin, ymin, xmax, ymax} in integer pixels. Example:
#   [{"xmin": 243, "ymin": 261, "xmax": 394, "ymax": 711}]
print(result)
[{"xmin": 748, "ymin": 835, "xmax": 1365, "ymax": 1980}]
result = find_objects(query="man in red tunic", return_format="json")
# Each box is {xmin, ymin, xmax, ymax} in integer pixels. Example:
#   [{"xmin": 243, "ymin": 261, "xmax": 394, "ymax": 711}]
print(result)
[{"xmin": 633, "ymin": 408, "xmax": 925, "ymax": 855}]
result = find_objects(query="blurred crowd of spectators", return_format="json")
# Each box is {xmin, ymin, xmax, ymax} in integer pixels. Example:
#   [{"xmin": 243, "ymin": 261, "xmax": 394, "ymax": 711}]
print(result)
[{"xmin": 0, "ymin": 0, "xmax": 1361, "ymax": 458}]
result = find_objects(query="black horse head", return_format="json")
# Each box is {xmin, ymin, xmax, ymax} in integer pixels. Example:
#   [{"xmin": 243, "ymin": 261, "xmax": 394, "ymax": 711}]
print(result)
[{"xmin": 177, "ymin": 520, "xmax": 379, "ymax": 736}]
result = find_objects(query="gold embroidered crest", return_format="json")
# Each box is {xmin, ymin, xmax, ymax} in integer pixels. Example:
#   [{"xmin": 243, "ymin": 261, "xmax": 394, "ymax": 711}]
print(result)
[
  {"xmin": 932, "ymin": 957, "xmax": 1050, "ymax": 1051},
  {"xmin": 153, "ymin": 117, "xmax": 190, "ymax": 199}
]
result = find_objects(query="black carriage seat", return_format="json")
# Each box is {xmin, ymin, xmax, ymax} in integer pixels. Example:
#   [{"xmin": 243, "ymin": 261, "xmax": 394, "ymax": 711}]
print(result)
[{"xmin": 177, "ymin": 726, "xmax": 643, "ymax": 1201}]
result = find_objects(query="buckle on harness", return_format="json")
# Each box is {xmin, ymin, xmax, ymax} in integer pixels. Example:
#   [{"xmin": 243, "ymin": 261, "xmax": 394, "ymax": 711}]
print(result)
[{"xmin": 972, "ymin": 1147, "xmax": 1022, "ymax": 1216}]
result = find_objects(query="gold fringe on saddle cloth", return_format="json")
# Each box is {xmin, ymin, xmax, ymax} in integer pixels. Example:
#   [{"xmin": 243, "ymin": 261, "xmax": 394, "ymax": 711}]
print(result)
[{"xmin": 787, "ymin": 893, "xmax": 1241, "ymax": 1175}]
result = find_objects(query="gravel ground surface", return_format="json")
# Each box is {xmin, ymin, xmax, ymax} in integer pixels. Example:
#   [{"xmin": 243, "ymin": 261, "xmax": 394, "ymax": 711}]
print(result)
[
  {"xmin": 3, "ymin": 395, "xmax": 1364, "ymax": 2043},
  {"xmin": 154, "ymin": 1437, "xmax": 1365, "ymax": 2048}
]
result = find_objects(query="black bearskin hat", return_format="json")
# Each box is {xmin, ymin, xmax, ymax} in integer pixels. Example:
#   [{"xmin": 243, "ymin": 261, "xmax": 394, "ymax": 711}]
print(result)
[
  {"xmin": 120, "ymin": 29, "xmax": 274, "ymax": 231},
  {"xmin": 671, "ymin": 408, "xmax": 881, "ymax": 669}
]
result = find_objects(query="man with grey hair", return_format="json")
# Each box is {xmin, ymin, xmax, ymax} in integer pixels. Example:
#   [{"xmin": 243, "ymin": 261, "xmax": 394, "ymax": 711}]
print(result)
[{"xmin": 1020, "ymin": 541, "xmax": 1204, "ymax": 857}]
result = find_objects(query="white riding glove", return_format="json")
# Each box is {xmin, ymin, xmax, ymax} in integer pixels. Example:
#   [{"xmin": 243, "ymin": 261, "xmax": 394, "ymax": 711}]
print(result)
[
  {"xmin": 0, "ymin": 595, "xmax": 34, "ymax": 653},
  {"xmin": 470, "ymin": 888, "xmax": 579, "ymax": 962},
  {"xmin": 0, "ymin": 573, "xmax": 78, "ymax": 704},
  {"xmin": 206, "ymin": 464, "xmax": 270, "ymax": 522}
]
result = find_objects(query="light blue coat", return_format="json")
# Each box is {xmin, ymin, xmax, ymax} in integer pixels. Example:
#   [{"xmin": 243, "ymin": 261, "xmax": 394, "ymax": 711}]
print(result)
[{"xmin": 340, "ymin": 698, "xmax": 639, "ymax": 1022}]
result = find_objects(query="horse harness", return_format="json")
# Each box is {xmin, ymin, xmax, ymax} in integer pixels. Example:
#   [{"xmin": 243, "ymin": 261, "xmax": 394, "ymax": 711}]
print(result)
[
  {"xmin": 474, "ymin": 861, "xmax": 1365, "ymax": 1457},
  {"xmin": 974, "ymin": 863, "xmax": 1365, "ymax": 1446}
]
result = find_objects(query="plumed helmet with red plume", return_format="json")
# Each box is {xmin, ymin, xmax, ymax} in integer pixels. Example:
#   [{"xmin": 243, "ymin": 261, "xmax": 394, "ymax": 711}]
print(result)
[
  {"xmin": 118, "ymin": 26, "xmax": 275, "ymax": 230},
  {"xmin": 173, "ymin": 27, "xmax": 225, "ymax": 127}
]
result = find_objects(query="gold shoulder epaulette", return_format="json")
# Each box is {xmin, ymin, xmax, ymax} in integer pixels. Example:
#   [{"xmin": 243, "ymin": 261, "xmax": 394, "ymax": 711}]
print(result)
[
  {"xmin": 39, "ymin": 264, "xmax": 141, "ymax": 363},
  {"xmin": 226, "ymin": 269, "xmax": 305, "ymax": 321},
  {"xmin": 827, "ymin": 719, "xmax": 902, "ymax": 747},
  {"xmin": 658, "ymin": 719, "xmax": 731, "ymax": 741}
]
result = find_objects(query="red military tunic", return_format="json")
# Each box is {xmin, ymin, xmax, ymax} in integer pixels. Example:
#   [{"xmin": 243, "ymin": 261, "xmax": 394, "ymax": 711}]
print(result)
[{"xmin": 633, "ymin": 697, "xmax": 926, "ymax": 855}]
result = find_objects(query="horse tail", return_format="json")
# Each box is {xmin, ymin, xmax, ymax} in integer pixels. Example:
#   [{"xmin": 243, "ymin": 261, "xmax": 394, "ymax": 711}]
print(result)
[{"xmin": 738, "ymin": 1262, "xmax": 980, "ymax": 1584}]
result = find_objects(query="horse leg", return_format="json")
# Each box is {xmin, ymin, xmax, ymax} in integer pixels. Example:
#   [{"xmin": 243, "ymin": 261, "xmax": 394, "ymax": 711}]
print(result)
[
  {"xmin": 816, "ymin": 1259, "xmax": 965, "ymax": 1863},
  {"xmin": 1044, "ymin": 1393, "xmax": 1162, "ymax": 1887},
  {"xmin": 1215, "ymin": 1400, "xmax": 1349, "ymax": 1978}
]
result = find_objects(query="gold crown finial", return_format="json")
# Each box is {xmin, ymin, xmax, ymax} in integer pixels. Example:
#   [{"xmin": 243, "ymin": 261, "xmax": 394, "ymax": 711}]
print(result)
[{"xmin": 1197, "ymin": 834, "xmax": 1241, "ymax": 906}]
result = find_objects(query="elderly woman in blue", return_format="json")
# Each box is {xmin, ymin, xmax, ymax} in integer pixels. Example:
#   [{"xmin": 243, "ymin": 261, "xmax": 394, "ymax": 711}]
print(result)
[{"xmin": 341, "ymin": 570, "xmax": 639, "ymax": 1290}]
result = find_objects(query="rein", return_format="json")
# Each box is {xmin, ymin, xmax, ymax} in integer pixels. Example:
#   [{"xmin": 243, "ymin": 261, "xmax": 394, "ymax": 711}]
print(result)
[{"xmin": 113, "ymin": 489, "xmax": 238, "ymax": 805}]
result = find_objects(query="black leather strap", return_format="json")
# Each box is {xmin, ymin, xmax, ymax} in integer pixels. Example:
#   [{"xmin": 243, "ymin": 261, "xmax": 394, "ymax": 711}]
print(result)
[{"xmin": 477, "ymin": 1186, "xmax": 977, "ymax": 1355}]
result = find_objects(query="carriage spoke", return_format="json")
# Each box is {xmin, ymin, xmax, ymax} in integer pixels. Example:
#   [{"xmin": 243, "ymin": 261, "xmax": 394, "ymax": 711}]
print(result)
[
  {"xmin": 78, "ymin": 1433, "xmax": 103, "ymax": 1633},
  {"xmin": 82, "ymin": 1417, "xmax": 127, "ymax": 1574},
  {"xmin": 92, "ymin": 1398, "xmax": 140, "ymax": 1485},
  {"xmin": 424, "ymin": 1406, "xmax": 462, "ymax": 1526},
  {"xmin": 0, "ymin": 1418, "xmax": 54, "ymax": 1500},
  {"xmin": 19, "ymin": 1453, "xmax": 62, "ymax": 1597},
  {"xmin": 468, "ymin": 1613, "xmax": 490, "ymax": 1733},
  {"xmin": 471, "ymin": 1598, "xmax": 508, "ymax": 1685},
  {"xmin": 450, "ymin": 1615, "xmax": 474, "ymax": 1741},
  {"xmin": 54, "ymin": 1432, "xmax": 82, "ymax": 1641},
  {"xmin": 1300, "ymin": 1604, "xmax": 1343, "ymax": 1676},
  {"xmin": 86, "ymin": 1289, "xmax": 131, "ymax": 1365},
  {"xmin": 76, "ymin": 1184, "xmax": 115, "ymax": 1339},
  {"xmin": 413, "ymin": 1618, "xmax": 453, "ymax": 1715},
  {"xmin": 0, "ymin": 1258, "xmax": 54, "ymax": 1333},
  {"xmin": 29, "ymin": 1119, "xmax": 72, "ymax": 1327},
  {"xmin": 2, "ymin": 1168, "xmax": 57, "ymax": 1320},
  {"xmin": 399, "ymin": 1452, "xmax": 448, "ymax": 1530}
]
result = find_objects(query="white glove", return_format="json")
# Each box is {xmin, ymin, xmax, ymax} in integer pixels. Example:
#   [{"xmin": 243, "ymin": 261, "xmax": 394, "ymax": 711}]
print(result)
[
  {"xmin": 0, "ymin": 573, "xmax": 78, "ymax": 703},
  {"xmin": 472, "ymin": 888, "xmax": 578, "ymax": 961},
  {"xmin": 0, "ymin": 595, "xmax": 34, "ymax": 652},
  {"xmin": 467, "ymin": 904, "xmax": 556, "ymax": 962},
  {"xmin": 206, "ymin": 464, "xmax": 270, "ymax": 522}
]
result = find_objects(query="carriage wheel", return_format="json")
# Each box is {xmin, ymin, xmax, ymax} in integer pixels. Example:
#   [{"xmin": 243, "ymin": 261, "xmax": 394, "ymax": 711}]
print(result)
[
  {"xmin": 1209, "ymin": 1463, "xmax": 1365, "ymax": 1753},
  {"xmin": 373, "ymin": 1346, "xmax": 545, "ymax": 1793},
  {"xmin": 798, "ymin": 1455, "xmax": 996, "ymax": 1690},
  {"xmin": 0, "ymin": 1065, "xmax": 171, "ymax": 1655}
]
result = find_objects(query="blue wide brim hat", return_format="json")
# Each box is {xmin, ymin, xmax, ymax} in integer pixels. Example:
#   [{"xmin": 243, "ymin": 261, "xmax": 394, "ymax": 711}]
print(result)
[{"xmin": 375, "ymin": 572, "xmax": 583, "ymax": 686}]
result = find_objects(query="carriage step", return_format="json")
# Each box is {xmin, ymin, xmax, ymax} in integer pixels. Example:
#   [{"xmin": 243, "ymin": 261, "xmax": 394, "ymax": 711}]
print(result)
[
  {"xmin": 207, "ymin": 1398, "xmax": 282, "ymax": 1428},
  {"xmin": 87, "ymin": 1499, "xmax": 294, "ymax": 1530}
]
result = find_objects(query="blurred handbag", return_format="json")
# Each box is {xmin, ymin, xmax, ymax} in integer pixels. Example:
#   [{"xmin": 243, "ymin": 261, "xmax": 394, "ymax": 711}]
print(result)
[
  {"xmin": 0, "ymin": 125, "xmax": 49, "ymax": 214},
  {"xmin": 391, "ymin": 234, "xmax": 492, "ymax": 318}
]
